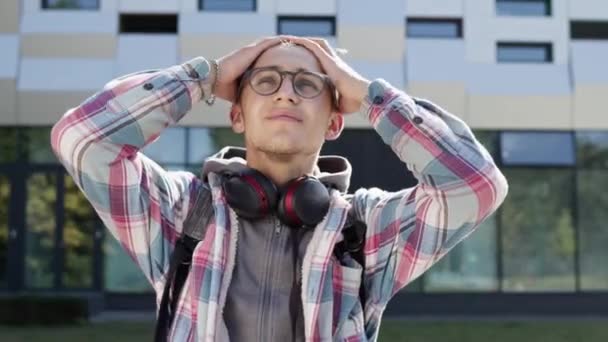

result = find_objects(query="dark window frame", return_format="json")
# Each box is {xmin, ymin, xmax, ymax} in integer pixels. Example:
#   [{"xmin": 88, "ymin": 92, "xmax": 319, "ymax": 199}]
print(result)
[
  {"xmin": 496, "ymin": 0, "xmax": 552, "ymax": 17},
  {"xmin": 119, "ymin": 14, "xmax": 178, "ymax": 34},
  {"xmin": 406, "ymin": 18, "xmax": 463, "ymax": 38},
  {"xmin": 199, "ymin": 0, "xmax": 257, "ymax": 12},
  {"xmin": 41, "ymin": 0, "xmax": 100, "ymax": 10},
  {"xmin": 497, "ymin": 42, "xmax": 553, "ymax": 63},
  {"xmin": 277, "ymin": 16, "xmax": 336, "ymax": 37},
  {"xmin": 571, "ymin": 21, "xmax": 608, "ymax": 40}
]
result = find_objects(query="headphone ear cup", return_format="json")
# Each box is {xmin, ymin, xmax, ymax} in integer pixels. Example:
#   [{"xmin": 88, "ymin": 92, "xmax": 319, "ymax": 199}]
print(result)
[
  {"xmin": 222, "ymin": 169, "xmax": 279, "ymax": 220},
  {"xmin": 277, "ymin": 177, "xmax": 330, "ymax": 228}
]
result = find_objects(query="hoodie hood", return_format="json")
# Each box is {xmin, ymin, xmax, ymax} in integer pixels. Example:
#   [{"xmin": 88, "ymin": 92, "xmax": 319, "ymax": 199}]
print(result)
[{"xmin": 200, "ymin": 146, "xmax": 352, "ymax": 193}]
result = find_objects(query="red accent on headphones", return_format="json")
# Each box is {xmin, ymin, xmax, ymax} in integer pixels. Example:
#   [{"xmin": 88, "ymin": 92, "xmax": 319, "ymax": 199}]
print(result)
[{"xmin": 221, "ymin": 169, "xmax": 331, "ymax": 228}]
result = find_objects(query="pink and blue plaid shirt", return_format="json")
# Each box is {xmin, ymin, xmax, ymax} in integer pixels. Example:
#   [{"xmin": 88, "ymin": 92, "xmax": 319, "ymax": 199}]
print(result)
[{"xmin": 51, "ymin": 57, "xmax": 508, "ymax": 341}]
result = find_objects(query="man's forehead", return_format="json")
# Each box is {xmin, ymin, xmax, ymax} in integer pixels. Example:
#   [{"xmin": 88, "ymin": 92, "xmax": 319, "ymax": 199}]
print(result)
[{"xmin": 254, "ymin": 45, "xmax": 322, "ymax": 72}]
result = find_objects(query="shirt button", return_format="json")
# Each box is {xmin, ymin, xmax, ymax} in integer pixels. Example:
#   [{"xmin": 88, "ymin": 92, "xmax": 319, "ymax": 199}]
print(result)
[
  {"xmin": 189, "ymin": 69, "xmax": 200, "ymax": 79},
  {"xmin": 413, "ymin": 116, "xmax": 424, "ymax": 124},
  {"xmin": 143, "ymin": 83, "xmax": 154, "ymax": 91},
  {"xmin": 372, "ymin": 96, "xmax": 383, "ymax": 105}
]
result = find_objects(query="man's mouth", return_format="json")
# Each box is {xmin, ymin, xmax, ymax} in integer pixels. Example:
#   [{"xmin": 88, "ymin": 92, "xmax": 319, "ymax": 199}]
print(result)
[{"xmin": 267, "ymin": 110, "xmax": 303, "ymax": 122}]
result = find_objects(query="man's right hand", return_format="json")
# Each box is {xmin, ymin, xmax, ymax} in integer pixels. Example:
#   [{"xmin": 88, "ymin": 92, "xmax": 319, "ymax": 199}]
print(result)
[{"xmin": 214, "ymin": 36, "xmax": 286, "ymax": 103}]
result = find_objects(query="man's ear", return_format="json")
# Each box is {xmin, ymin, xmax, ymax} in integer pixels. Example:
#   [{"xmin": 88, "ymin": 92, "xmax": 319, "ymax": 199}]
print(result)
[
  {"xmin": 325, "ymin": 111, "xmax": 344, "ymax": 141},
  {"xmin": 230, "ymin": 104, "xmax": 245, "ymax": 134}
]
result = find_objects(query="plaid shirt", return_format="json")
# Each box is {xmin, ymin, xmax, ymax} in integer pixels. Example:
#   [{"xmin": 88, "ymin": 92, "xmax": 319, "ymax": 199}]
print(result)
[{"xmin": 51, "ymin": 57, "xmax": 508, "ymax": 341}]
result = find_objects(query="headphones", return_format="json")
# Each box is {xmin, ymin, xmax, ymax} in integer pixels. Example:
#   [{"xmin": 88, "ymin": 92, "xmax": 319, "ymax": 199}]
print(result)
[{"xmin": 221, "ymin": 168, "xmax": 331, "ymax": 228}]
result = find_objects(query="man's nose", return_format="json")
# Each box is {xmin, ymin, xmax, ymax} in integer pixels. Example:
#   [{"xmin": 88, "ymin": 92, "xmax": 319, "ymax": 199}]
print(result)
[{"xmin": 273, "ymin": 76, "xmax": 298, "ymax": 104}]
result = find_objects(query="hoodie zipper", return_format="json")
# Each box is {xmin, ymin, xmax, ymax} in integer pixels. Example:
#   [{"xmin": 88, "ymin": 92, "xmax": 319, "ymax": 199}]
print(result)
[{"xmin": 258, "ymin": 216, "xmax": 284, "ymax": 341}]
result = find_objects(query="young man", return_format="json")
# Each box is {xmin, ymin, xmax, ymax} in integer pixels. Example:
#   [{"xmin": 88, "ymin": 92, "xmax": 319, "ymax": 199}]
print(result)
[{"xmin": 51, "ymin": 36, "xmax": 508, "ymax": 341}]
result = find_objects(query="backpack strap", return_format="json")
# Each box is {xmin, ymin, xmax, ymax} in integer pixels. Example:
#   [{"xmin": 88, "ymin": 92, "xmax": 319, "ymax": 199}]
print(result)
[
  {"xmin": 334, "ymin": 210, "xmax": 367, "ymax": 312},
  {"xmin": 154, "ymin": 182, "xmax": 213, "ymax": 342}
]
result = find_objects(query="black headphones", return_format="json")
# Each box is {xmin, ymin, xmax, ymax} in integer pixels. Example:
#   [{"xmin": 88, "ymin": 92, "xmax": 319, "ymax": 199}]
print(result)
[{"xmin": 221, "ymin": 168, "xmax": 331, "ymax": 228}]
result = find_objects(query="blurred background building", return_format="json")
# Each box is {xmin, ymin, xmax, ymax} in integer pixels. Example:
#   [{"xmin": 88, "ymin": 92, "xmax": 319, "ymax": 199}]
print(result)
[{"xmin": 1, "ymin": 0, "xmax": 608, "ymax": 316}]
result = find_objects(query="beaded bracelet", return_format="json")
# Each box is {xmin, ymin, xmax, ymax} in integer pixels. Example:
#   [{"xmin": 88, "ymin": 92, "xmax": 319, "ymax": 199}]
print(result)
[{"xmin": 205, "ymin": 59, "xmax": 220, "ymax": 106}]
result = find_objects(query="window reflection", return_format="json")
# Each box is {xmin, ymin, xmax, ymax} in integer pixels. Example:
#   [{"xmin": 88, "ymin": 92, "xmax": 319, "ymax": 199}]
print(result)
[
  {"xmin": 25, "ymin": 172, "xmax": 57, "ymax": 289},
  {"xmin": 199, "ymin": 0, "xmax": 255, "ymax": 11},
  {"xmin": 142, "ymin": 127, "xmax": 186, "ymax": 165},
  {"xmin": 104, "ymin": 236, "xmax": 152, "ymax": 293},
  {"xmin": 501, "ymin": 131, "xmax": 574, "ymax": 166},
  {"xmin": 63, "ymin": 175, "xmax": 95, "ymax": 288},
  {"xmin": 23, "ymin": 127, "xmax": 57, "ymax": 164},
  {"xmin": 0, "ymin": 127, "xmax": 18, "ymax": 163},
  {"xmin": 43, "ymin": 0, "xmax": 99, "ymax": 10},
  {"xmin": 0, "ymin": 175, "xmax": 9, "ymax": 287},
  {"xmin": 577, "ymin": 132, "xmax": 608, "ymax": 169},
  {"xmin": 425, "ymin": 216, "xmax": 499, "ymax": 292},
  {"xmin": 497, "ymin": 43, "xmax": 553, "ymax": 63},
  {"xmin": 278, "ymin": 17, "xmax": 336, "ymax": 37},
  {"xmin": 577, "ymin": 170, "xmax": 608, "ymax": 290},
  {"xmin": 496, "ymin": 0, "xmax": 551, "ymax": 16},
  {"xmin": 501, "ymin": 168, "xmax": 576, "ymax": 292},
  {"xmin": 188, "ymin": 127, "xmax": 244, "ymax": 164},
  {"xmin": 407, "ymin": 19, "xmax": 462, "ymax": 38}
]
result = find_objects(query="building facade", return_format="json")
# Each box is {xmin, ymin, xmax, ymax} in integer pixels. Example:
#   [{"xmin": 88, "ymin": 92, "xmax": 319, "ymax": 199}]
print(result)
[{"xmin": 1, "ymin": 0, "xmax": 608, "ymax": 316}]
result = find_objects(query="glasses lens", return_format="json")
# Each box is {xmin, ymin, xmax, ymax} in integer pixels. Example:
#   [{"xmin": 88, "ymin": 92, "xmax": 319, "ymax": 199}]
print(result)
[
  {"xmin": 294, "ymin": 72, "xmax": 325, "ymax": 98},
  {"xmin": 250, "ymin": 69, "xmax": 281, "ymax": 95}
]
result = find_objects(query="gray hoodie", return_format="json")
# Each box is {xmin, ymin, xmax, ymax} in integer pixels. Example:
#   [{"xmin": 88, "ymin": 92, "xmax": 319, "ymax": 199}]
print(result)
[{"xmin": 200, "ymin": 147, "xmax": 353, "ymax": 342}]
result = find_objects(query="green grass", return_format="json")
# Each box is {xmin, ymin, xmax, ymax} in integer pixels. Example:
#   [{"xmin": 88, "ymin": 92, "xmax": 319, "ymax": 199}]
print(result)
[{"xmin": 1, "ymin": 319, "xmax": 607, "ymax": 341}]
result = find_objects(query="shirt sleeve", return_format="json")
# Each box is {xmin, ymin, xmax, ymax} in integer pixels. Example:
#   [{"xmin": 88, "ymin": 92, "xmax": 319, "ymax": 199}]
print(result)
[
  {"xmin": 350, "ymin": 79, "xmax": 509, "ymax": 308},
  {"xmin": 50, "ymin": 57, "xmax": 215, "ymax": 292}
]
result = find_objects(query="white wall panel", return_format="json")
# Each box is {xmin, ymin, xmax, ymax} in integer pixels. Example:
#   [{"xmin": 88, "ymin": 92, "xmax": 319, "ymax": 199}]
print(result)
[
  {"xmin": 19, "ymin": 58, "xmax": 115, "ymax": 91},
  {"xmin": 571, "ymin": 42, "xmax": 608, "ymax": 83},
  {"xmin": 406, "ymin": 39, "xmax": 466, "ymax": 81},
  {"xmin": 20, "ymin": 12, "xmax": 118, "ymax": 33},
  {"xmin": 0, "ymin": 35, "xmax": 20, "ymax": 78},
  {"xmin": 467, "ymin": 64, "xmax": 571, "ymax": 95},
  {"xmin": 347, "ymin": 60, "xmax": 405, "ymax": 89},
  {"xmin": 406, "ymin": 0, "xmax": 464, "ymax": 17},
  {"xmin": 180, "ymin": 13, "xmax": 275, "ymax": 34},
  {"xmin": 120, "ymin": 0, "xmax": 179, "ymax": 13},
  {"xmin": 569, "ymin": 0, "xmax": 608, "ymax": 20},
  {"xmin": 115, "ymin": 35, "xmax": 178, "ymax": 76},
  {"xmin": 337, "ymin": 0, "xmax": 405, "ymax": 25},
  {"xmin": 277, "ymin": 0, "xmax": 336, "ymax": 15}
]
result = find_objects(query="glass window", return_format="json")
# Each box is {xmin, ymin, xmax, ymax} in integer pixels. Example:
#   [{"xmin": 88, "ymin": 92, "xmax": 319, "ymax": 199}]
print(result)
[
  {"xmin": 424, "ymin": 215, "xmax": 499, "ymax": 292},
  {"xmin": 497, "ymin": 42, "xmax": 553, "ymax": 63},
  {"xmin": 576, "ymin": 132, "xmax": 608, "ymax": 169},
  {"xmin": 199, "ymin": 0, "xmax": 256, "ymax": 11},
  {"xmin": 188, "ymin": 128, "xmax": 244, "ymax": 164},
  {"xmin": 0, "ymin": 175, "xmax": 9, "ymax": 288},
  {"xmin": 501, "ymin": 168, "xmax": 576, "ymax": 292},
  {"xmin": 42, "ymin": 0, "xmax": 99, "ymax": 10},
  {"xmin": 496, "ymin": 0, "xmax": 551, "ymax": 16},
  {"xmin": 25, "ymin": 172, "xmax": 57, "ymax": 289},
  {"xmin": 119, "ymin": 14, "xmax": 178, "ymax": 34},
  {"xmin": 473, "ymin": 130, "xmax": 499, "ymax": 160},
  {"xmin": 278, "ymin": 17, "xmax": 335, "ymax": 37},
  {"xmin": 577, "ymin": 170, "xmax": 608, "ymax": 290},
  {"xmin": 142, "ymin": 127, "xmax": 186, "ymax": 165},
  {"xmin": 0, "ymin": 128, "xmax": 18, "ymax": 163},
  {"xmin": 23, "ymin": 127, "xmax": 58, "ymax": 164},
  {"xmin": 63, "ymin": 175, "xmax": 95, "ymax": 288},
  {"xmin": 501, "ymin": 131, "xmax": 574, "ymax": 166},
  {"xmin": 571, "ymin": 21, "xmax": 608, "ymax": 40},
  {"xmin": 577, "ymin": 170, "xmax": 608, "ymax": 291},
  {"xmin": 406, "ymin": 19, "xmax": 462, "ymax": 38},
  {"xmin": 104, "ymin": 236, "xmax": 153, "ymax": 293}
]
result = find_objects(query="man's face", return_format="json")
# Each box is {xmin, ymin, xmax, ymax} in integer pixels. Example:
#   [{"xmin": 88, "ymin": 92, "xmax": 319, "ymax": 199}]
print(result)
[{"xmin": 231, "ymin": 44, "xmax": 343, "ymax": 156}]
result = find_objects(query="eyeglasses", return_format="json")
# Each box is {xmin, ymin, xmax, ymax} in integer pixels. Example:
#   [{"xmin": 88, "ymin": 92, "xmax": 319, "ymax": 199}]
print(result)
[{"xmin": 241, "ymin": 66, "xmax": 335, "ymax": 101}]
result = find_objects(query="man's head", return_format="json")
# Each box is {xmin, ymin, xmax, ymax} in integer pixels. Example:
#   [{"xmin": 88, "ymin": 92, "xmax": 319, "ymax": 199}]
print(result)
[{"xmin": 229, "ymin": 41, "xmax": 344, "ymax": 158}]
